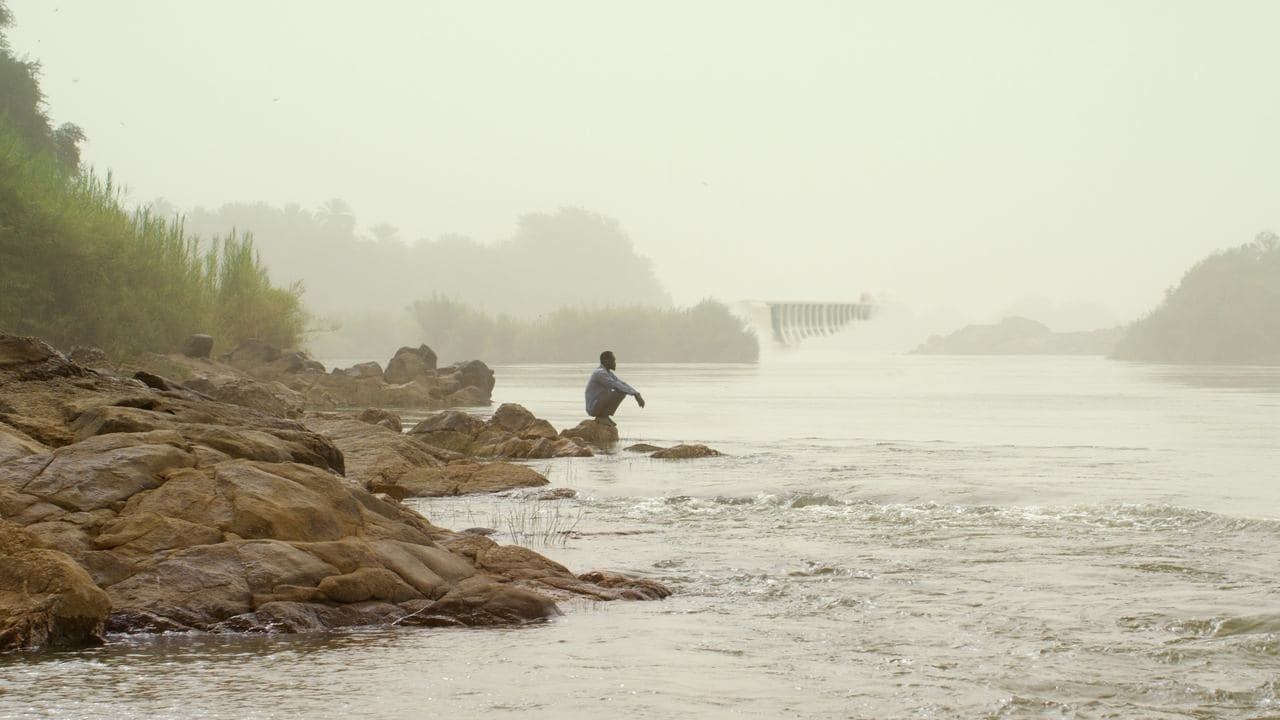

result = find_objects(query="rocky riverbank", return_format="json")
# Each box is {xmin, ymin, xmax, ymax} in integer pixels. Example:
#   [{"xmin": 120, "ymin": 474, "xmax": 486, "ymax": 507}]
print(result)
[{"xmin": 0, "ymin": 335, "xmax": 668, "ymax": 653}]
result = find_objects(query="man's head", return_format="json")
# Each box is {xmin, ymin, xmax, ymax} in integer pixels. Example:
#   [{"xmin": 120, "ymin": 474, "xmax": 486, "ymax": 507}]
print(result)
[{"xmin": 599, "ymin": 350, "xmax": 616, "ymax": 370}]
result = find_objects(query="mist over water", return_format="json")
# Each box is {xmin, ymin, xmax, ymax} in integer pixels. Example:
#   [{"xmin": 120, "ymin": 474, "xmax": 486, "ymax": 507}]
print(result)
[
  {"xmin": 3, "ymin": 2, "xmax": 1279, "ymax": 717},
  {"xmin": 4, "ymin": 350, "xmax": 1276, "ymax": 719}
]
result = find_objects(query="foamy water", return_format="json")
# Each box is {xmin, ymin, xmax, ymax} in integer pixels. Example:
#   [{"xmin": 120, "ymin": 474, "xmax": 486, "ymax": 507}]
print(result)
[{"xmin": 3, "ymin": 352, "xmax": 1277, "ymax": 719}]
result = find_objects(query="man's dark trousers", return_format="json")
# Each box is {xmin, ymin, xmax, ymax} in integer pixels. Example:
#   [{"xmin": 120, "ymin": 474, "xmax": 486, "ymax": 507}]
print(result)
[{"xmin": 589, "ymin": 389, "xmax": 627, "ymax": 419}]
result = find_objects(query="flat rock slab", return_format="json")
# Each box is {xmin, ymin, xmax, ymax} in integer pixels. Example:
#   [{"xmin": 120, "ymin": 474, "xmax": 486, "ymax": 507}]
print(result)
[{"xmin": 651, "ymin": 444, "xmax": 723, "ymax": 459}]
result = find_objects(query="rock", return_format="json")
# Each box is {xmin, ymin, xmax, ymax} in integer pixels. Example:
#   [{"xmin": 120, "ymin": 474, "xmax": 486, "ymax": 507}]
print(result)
[
  {"xmin": 624, "ymin": 443, "xmax": 665, "ymax": 453},
  {"xmin": 364, "ymin": 461, "xmax": 549, "ymax": 498},
  {"xmin": 560, "ymin": 419, "xmax": 619, "ymax": 449},
  {"xmin": 0, "ymin": 521, "xmax": 112, "ymax": 651},
  {"xmin": 441, "ymin": 359, "xmax": 495, "ymax": 396},
  {"xmin": 409, "ymin": 405, "xmax": 592, "ymax": 460},
  {"xmin": 0, "ymin": 335, "xmax": 84, "ymax": 382},
  {"xmin": 0, "ymin": 423, "xmax": 48, "ymax": 464},
  {"xmin": 181, "ymin": 375, "xmax": 306, "ymax": 419},
  {"xmin": 222, "ymin": 338, "xmax": 282, "ymax": 370},
  {"xmin": 408, "ymin": 410, "xmax": 485, "ymax": 452},
  {"xmin": 444, "ymin": 386, "xmax": 491, "ymax": 407},
  {"xmin": 342, "ymin": 362, "xmax": 384, "ymax": 380},
  {"xmin": 525, "ymin": 487, "xmax": 578, "ymax": 501},
  {"xmin": 180, "ymin": 334, "xmax": 214, "ymax": 359},
  {"xmin": 133, "ymin": 370, "xmax": 188, "ymax": 394},
  {"xmin": 0, "ymin": 335, "xmax": 59, "ymax": 366},
  {"xmin": 384, "ymin": 345, "xmax": 438, "ymax": 385},
  {"xmin": 304, "ymin": 417, "xmax": 448, "ymax": 498},
  {"xmin": 651, "ymin": 443, "xmax": 722, "ymax": 459},
  {"xmin": 280, "ymin": 351, "xmax": 325, "ymax": 375},
  {"xmin": 69, "ymin": 346, "xmax": 112, "ymax": 370},
  {"xmin": 287, "ymin": 373, "xmax": 439, "ymax": 409},
  {"xmin": 0, "ymin": 332, "xmax": 671, "ymax": 642},
  {"xmin": 356, "ymin": 408, "xmax": 402, "ymax": 433}
]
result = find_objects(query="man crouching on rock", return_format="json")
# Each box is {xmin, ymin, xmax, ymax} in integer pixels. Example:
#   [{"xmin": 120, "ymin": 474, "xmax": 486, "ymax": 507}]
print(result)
[{"xmin": 585, "ymin": 350, "xmax": 644, "ymax": 427}]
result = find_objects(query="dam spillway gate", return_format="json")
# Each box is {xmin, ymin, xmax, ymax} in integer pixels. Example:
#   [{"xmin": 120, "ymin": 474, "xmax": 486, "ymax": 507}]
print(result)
[{"xmin": 735, "ymin": 299, "xmax": 876, "ymax": 347}]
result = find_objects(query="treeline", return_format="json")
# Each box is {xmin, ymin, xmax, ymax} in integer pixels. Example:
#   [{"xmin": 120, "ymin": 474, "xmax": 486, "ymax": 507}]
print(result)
[
  {"xmin": 0, "ymin": 3, "xmax": 303, "ymax": 358},
  {"xmin": 180, "ymin": 202, "xmax": 672, "ymax": 321},
  {"xmin": 403, "ymin": 296, "xmax": 758, "ymax": 364},
  {"xmin": 1112, "ymin": 233, "xmax": 1280, "ymax": 364}
]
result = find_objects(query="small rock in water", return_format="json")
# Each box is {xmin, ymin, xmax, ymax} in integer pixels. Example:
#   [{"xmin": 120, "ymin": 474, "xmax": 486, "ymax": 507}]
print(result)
[
  {"xmin": 530, "ymin": 487, "xmax": 578, "ymax": 501},
  {"xmin": 624, "ymin": 443, "xmax": 664, "ymax": 453},
  {"xmin": 651, "ymin": 443, "xmax": 722, "ymax": 459}
]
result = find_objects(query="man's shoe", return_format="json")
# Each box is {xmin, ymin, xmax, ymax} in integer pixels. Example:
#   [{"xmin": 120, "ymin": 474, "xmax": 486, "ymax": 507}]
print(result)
[{"xmin": 595, "ymin": 416, "xmax": 616, "ymax": 427}]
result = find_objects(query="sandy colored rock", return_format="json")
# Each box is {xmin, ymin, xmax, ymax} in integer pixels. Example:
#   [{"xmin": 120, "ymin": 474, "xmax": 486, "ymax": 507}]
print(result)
[
  {"xmin": 409, "ymin": 404, "xmax": 594, "ymax": 460},
  {"xmin": 650, "ymin": 443, "xmax": 723, "ymax": 459},
  {"xmin": 368, "ymin": 461, "xmax": 548, "ymax": 498},
  {"xmin": 181, "ymin": 375, "xmax": 305, "ymax": 419},
  {"xmin": 356, "ymin": 407, "xmax": 402, "ymax": 432},
  {"xmin": 0, "ymin": 521, "xmax": 112, "ymax": 651},
  {"xmin": 560, "ymin": 418, "xmax": 619, "ymax": 448},
  {"xmin": 0, "ymin": 333, "xmax": 670, "ymax": 643},
  {"xmin": 304, "ymin": 417, "xmax": 447, "ymax": 498},
  {"xmin": 0, "ymin": 422, "xmax": 48, "ymax": 463},
  {"xmin": 384, "ymin": 345, "xmax": 438, "ymax": 385}
]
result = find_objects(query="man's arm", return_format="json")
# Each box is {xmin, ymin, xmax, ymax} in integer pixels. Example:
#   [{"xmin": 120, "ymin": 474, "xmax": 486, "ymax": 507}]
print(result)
[{"xmin": 595, "ymin": 368, "xmax": 639, "ymax": 396}]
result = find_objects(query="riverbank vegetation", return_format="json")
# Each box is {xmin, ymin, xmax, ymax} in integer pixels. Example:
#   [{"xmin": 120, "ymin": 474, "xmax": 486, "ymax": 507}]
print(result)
[
  {"xmin": 182, "ymin": 203, "xmax": 672, "ymax": 320},
  {"xmin": 1112, "ymin": 233, "xmax": 1280, "ymax": 364},
  {"xmin": 404, "ymin": 296, "xmax": 758, "ymax": 363},
  {"xmin": 0, "ymin": 4, "xmax": 303, "ymax": 357}
]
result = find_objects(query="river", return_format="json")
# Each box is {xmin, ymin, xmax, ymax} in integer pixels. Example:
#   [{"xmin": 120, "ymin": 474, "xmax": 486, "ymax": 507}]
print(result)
[{"xmin": 2, "ymin": 350, "xmax": 1278, "ymax": 719}]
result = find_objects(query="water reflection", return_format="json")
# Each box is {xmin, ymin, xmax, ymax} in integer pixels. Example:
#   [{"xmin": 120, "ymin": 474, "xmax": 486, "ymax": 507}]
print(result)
[{"xmin": 1137, "ymin": 363, "xmax": 1280, "ymax": 393}]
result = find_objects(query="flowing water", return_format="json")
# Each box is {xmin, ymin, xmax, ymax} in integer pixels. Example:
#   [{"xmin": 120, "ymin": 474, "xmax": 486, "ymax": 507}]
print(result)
[{"xmin": 3, "ymin": 351, "xmax": 1279, "ymax": 719}]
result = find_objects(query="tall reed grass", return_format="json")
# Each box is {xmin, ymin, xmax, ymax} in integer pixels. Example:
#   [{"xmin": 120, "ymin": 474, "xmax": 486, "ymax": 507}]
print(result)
[{"xmin": 0, "ymin": 119, "xmax": 305, "ymax": 358}]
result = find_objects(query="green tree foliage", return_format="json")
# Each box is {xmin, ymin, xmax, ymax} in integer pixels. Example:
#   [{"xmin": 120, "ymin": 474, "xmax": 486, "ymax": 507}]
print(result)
[
  {"xmin": 0, "ymin": 3, "xmax": 303, "ymax": 357},
  {"xmin": 1112, "ymin": 233, "xmax": 1280, "ymax": 364},
  {"xmin": 407, "ymin": 296, "xmax": 758, "ymax": 364},
  {"xmin": 0, "ymin": 2, "xmax": 81, "ymax": 174},
  {"xmin": 0, "ymin": 126, "xmax": 305, "ymax": 356}
]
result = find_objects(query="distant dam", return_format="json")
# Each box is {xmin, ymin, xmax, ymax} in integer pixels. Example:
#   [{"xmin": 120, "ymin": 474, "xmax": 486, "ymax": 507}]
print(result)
[{"xmin": 734, "ymin": 297, "xmax": 876, "ymax": 347}]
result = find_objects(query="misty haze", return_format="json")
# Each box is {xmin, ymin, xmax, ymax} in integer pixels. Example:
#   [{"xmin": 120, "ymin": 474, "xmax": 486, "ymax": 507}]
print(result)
[{"xmin": 1, "ymin": 2, "xmax": 1277, "ymax": 718}]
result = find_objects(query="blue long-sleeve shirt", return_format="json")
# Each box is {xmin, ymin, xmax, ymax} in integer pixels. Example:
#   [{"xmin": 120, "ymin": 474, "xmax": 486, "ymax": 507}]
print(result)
[{"xmin": 585, "ymin": 365, "xmax": 638, "ymax": 414}]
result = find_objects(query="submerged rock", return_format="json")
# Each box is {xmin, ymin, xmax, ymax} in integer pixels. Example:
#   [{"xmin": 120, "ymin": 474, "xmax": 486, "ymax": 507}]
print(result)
[{"xmin": 651, "ymin": 443, "xmax": 723, "ymax": 459}]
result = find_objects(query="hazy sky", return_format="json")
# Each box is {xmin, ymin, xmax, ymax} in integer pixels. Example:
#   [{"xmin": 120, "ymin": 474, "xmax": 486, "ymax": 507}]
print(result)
[{"xmin": 9, "ymin": 1, "xmax": 1278, "ymax": 326}]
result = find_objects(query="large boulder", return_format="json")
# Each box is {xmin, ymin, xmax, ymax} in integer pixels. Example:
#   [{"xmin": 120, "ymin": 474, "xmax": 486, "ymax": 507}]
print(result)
[
  {"xmin": 560, "ymin": 419, "xmax": 619, "ymax": 449},
  {"xmin": 182, "ymin": 375, "xmax": 306, "ymax": 419},
  {"xmin": 180, "ymin": 334, "xmax": 214, "ymax": 359},
  {"xmin": 222, "ymin": 338, "xmax": 282, "ymax": 370},
  {"xmin": 356, "ymin": 408, "xmax": 402, "ymax": 433},
  {"xmin": 440, "ymin": 359, "xmax": 495, "ymax": 397},
  {"xmin": 305, "ymin": 417, "xmax": 452, "ymax": 496},
  {"xmin": 366, "ymin": 461, "xmax": 549, "ymax": 499},
  {"xmin": 384, "ymin": 345, "xmax": 438, "ymax": 385},
  {"xmin": 0, "ymin": 521, "xmax": 112, "ymax": 651},
  {"xmin": 408, "ymin": 404, "xmax": 591, "ymax": 459},
  {"xmin": 338, "ymin": 362, "xmax": 384, "ymax": 380}
]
